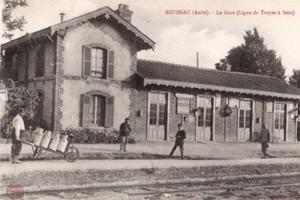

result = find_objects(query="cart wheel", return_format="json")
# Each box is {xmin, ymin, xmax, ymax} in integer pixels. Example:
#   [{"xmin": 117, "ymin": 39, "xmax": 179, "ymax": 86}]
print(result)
[
  {"xmin": 64, "ymin": 146, "xmax": 79, "ymax": 162},
  {"xmin": 33, "ymin": 148, "xmax": 46, "ymax": 158}
]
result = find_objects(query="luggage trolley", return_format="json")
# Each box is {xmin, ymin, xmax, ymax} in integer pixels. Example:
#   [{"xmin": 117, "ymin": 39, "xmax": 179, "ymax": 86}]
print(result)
[{"xmin": 21, "ymin": 134, "xmax": 79, "ymax": 162}]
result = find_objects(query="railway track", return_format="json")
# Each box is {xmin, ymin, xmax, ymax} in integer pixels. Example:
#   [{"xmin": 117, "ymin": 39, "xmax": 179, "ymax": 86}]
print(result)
[
  {"xmin": 2, "ymin": 173, "xmax": 300, "ymax": 199},
  {"xmin": 125, "ymin": 177, "xmax": 300, "ymax": 196}
]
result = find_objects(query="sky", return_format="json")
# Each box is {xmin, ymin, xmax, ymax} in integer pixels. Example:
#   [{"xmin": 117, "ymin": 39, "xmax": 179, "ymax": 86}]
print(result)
[{"xmin": 1, "ymin": 0, "xmax": 299, "ymax": 76}]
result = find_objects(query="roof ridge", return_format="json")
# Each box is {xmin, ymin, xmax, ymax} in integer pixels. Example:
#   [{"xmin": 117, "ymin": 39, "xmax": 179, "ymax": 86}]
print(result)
[
  {"xmin": 138, "ymin": 58, "xmax": 197, "ymax": 69},
  {"xmin": 1, "ymin": 6, "xmax": 110, "ymax": 47},
  {"xmin": 2, "ymin": 5, "xmax": 155, "ymax": 49},
  {"xmin": 137, "ymin": 59, "xmax": 275, "ymax": 79},
  {"xmin": 50, "ymin": 6, "xmax": 110, "ymax": 28}
]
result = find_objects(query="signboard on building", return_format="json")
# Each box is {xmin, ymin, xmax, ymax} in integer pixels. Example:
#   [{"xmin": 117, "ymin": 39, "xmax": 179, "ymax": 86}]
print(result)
[
  {"xmin": 177, "ymin": 97, "xmax": 190, "ymax": 114},
  {"xmin": 175, "ymin": 93, "xmax": 192, "ymax": 115}
]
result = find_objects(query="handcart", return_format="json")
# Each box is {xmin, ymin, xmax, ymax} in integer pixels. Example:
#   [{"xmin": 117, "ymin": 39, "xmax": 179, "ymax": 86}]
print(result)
[{"xmin": 21, "ymin": 134, "xmax": 79, "ymax": 162}]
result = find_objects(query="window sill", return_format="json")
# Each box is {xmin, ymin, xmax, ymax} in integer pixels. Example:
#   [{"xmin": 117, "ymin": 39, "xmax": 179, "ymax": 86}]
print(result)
[{"xmin": 84, "ymin": 76, "xmax": 121, "ymax": 85}]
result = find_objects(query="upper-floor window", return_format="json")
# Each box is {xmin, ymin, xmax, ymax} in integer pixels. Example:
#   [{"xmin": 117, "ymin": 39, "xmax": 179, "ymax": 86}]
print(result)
[
  {"xmin": 11, "ymin": 54, "xmax": 19, "ymax": 80},
  {"xmin": 82, "ymin": 45, "xmax": 114, "ymax": 79},
  {"xmin": 35, "ymin": 44, "xmax": 45, "ymax": 77},
  {"xmin": 91, "ymin": 48, "xmax": 107, "ymax": 77}
]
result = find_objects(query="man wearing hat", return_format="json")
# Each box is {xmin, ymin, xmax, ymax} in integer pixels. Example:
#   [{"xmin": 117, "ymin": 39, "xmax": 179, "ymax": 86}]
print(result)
[
  {"xmin": 119, "ymin": 118, "xmax": 131, "ymax": 152},
  {"xmin": 169, "ymin": 123, "xmax": 186, "ymax": 159}
]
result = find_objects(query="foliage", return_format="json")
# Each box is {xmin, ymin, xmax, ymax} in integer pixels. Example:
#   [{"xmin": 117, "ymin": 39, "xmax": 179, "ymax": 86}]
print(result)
[
  {"xmin": 288, "ymin": 69, "xmax": 300, "ymax": 88},
  {"xmin": 0, "ymin": 79, "xmax": 39, "ymax": 138},
  {"xmin": 2, "ymin": 0, "xmax": 28, "ymax": 39},
  {"xmin": 215, "ymin": 28, "xmax": 285, "ymax": 80},
  {"xmin": 60, "ymin": 127, "xmax": 136, "ymax": 144}
]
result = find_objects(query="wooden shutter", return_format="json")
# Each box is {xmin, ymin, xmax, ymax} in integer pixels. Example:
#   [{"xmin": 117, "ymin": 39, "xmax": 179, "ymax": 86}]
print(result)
[
  {"xmin": 40, "ymin": 44, "xmax": 45, "ymax": 76},
  {"xmin": 82, "ymin": 46, "xmax": 91, "ymax": 77},
  {"xmin": 81, "ymin": 94, "xmax": 91, "ymax": 127},
  {"xmin": 105, "ymin": 96, "xmax": 114, "ymax": 127},
  {"xmin": 107, "ymin": 50, "xmax": 114, "ymax": 78}
]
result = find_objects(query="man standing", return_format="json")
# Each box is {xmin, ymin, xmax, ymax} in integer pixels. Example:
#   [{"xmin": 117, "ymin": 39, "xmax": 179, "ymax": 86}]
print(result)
[
  {"xmin": 119, "ymin": 118, "xmax": 131, "ymax": 152},
  {"xmin": 11, "ymin": 108, "xmax": 25, "ymax": 164},
  {"xmin": 169, "ymin": 124, "xmax": 186, "ymax": 159},
  {"xmin": 260, "ymin": 124, "xmax": 273, "ymax": 158}
]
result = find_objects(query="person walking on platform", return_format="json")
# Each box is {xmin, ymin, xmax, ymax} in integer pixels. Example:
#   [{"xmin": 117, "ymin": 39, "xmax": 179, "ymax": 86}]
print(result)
[
  {"xmin": 119, "ymin": 118, "xmax": 131, "ymax": 152},
  {"xmin": 260, "ymin": 124, "xmax": 274, "ymax": 158},
  {"xmin": 169, "ymin": 124, "xmax": 186, "ymax": 159}
]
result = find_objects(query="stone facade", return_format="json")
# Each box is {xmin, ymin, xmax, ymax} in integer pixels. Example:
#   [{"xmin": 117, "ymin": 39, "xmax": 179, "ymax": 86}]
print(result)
[
  {"xmin": 59, "ymin": 20, "xmax": 137, "ymax": 130},
  {"xmin": 1, "ymin": 5, "xmax": 146, "ymax": 132}
]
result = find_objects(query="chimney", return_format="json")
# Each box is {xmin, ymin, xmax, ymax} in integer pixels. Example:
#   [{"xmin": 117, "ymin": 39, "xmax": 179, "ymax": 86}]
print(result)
[
  {"xmin": 60, "ymin": 12, "xmax": 65, "ymax": 22},
  {"xmin": 116, "ymin": 4, "xmax": 133, "ymax": 23}
]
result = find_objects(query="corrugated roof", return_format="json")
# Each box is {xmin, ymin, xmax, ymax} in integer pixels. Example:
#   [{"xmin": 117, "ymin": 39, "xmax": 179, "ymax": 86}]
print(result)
[{"xmin": 137, "ymin": 59, "xmax": 300, "ymax": 100}]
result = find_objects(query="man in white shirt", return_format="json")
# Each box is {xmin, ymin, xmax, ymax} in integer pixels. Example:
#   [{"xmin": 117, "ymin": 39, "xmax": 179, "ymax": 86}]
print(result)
[{"xmin": 11, "ymin": 108, "xmax": 25, "ymax": 164}]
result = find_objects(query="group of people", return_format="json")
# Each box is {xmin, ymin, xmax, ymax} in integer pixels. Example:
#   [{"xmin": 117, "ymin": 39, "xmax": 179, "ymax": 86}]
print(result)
[
  {"xmin": 118, "ymin": 118, "xmax": 186, "ymax": 159},
  {"xmin": 120, "ymin": 118, "xmax": 273, "ymax": 160},
  {"xmin": 167, "ymin": 123, "xmax": 274, "ymax": 159},
  {"xmin": 9, "ymin": 110, "xmax": 274, "ymax": 164}
]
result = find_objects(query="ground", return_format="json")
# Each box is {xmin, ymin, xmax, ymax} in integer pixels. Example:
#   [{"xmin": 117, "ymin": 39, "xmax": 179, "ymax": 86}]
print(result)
[{"xmin": 1, "ymin": 141, "xmax": 300, "ymax": 200}]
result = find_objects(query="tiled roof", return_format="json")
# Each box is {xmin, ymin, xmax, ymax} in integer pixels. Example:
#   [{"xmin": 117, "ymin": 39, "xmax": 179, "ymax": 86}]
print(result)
[
  {"xmin": 137, "ymin": 59, "xmax": 300, "ymax": 100},
  {"xmin": 2, "ymin": 6, "xmax": 154, "ymax": 50}
]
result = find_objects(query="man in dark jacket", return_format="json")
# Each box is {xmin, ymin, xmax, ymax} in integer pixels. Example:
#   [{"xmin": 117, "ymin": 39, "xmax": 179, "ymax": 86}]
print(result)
[
  {"xmin": 119, "ymin": 118, "xmax": 131, "ymax": 152},
  {"xmin": 260, "ymin": 124, "xmax": 274, "ymax": 158},
  {"xmin": 169, "ymin": 124, "xmax": 186, "ymax": 159}
]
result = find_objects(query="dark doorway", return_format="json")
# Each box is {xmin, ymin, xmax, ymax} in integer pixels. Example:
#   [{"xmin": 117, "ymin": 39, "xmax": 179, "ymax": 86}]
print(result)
[{"xmin": 297, "ymin": 121, "xmax": 300, "ymax": 142}]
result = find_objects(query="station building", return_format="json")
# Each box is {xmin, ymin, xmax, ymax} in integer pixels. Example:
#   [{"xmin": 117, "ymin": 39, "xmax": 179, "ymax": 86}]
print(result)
[{"xmin": 2, "ymin": 4, "xmax": 300, "ymax": 143}]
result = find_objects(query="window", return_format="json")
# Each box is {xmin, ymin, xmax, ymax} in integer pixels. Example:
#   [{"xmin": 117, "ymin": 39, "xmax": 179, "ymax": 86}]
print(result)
[
  {"xmin": 239, "ymin": 111, "xmax": 251, "ymax": 128},
  {"xmin": 239, "ymin": 110, "xmax": 244, "ymax": 128},
  {"xmin": 205, "ymin": 108, "xmax": 212, "ymax": 126},
  {"xmin": 82, "ymin": 46, "xmax": 114, "ymax": 79},
  {"xmin": 158, "ymin": 104, "xmax": 166, "ymax": 125},
  {"xmin": 149, "ymin": 103, "xmax": 166, "ymax": 125},
  {"xmin": 150, "ymin": 104, "xmax": 157, "ymax": 125},
  {"xmin": 91, "ymin": 48, "xmax": 107, "ymax": 77},
  {"xmin": 81, "ymin": 92, "xmax": 114, "ymax": 127},
  {"xmin": 239, "ymin": 100, "xmax": 252, "ymax": 129},
  {"xmin": 149, "ymin": 92, "xmax": 167, "ymax": 126},
  {"xmin": 275, "ymin": 103, "xmax": 285, "ymax": 130},
  {"xmin": 35, "ymin": 44, "xmax": 45, "ymax": 77},
  {"xmin": 197, "ymin": 108, "xmax": 204, "ymax": 126},
  {"xmin": 197, "ymin": 97, "xmax": 212, "ymax": 128},
  {"xmin": 11, "ymin": 54, "xmax": 19, "ymax": 80},
  {"xmin": 91, "ymin": 95, "xmax": 106, "ymax": 126}
]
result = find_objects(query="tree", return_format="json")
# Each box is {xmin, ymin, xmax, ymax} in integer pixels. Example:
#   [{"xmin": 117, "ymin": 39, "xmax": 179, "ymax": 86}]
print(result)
[
  {"xmin": 215, "ymin": 28, "xmax": 285, "ymax": 80},
  {"xmin": 2, "ymin": 0, "xmax": 28, "ymax": 40},
  {"xmin": 0, "ymin": 79, "xmax": 39, "ymax": 138},
  {"xmin": 289, "ymin": 69, "xmax": 300, "ymax": 88}
]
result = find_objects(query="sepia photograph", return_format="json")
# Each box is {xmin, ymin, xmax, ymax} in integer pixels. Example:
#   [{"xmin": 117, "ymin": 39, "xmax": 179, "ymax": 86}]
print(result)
[{"xmin": 0, "ymin": 0, "xmax": 300, "ymax": 199}]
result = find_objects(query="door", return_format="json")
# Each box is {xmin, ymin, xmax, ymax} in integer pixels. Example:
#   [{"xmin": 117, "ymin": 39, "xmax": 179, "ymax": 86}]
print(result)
[
  {"xmin": 297, "ymin": 121, "xmax": 300, "ymax": 142},
  {"xmin": 196, "ymin": 96, "xmax": 213, "ymax": 141},
  {"xmin": 148, "ymin": 92, "xmax": 167, "ymax": 141},
  {"xmin": 274, "ymin": 102, "xmax": 286, "ymax": 142},
  {"xmin": 238, "ymin": 100, "xmax": 252, "ymax": 142}
]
